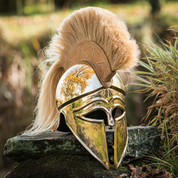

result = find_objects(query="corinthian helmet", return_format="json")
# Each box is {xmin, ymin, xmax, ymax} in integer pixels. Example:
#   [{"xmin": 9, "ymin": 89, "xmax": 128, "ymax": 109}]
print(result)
[{"xmin": 24, "ymin": 7, "xmax": 140, "ymax": 169}]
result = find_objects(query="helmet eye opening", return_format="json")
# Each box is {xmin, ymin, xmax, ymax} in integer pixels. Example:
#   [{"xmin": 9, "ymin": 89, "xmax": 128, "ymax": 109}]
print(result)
[
  {"xmin": 112, "ymin": 107, "xmax": 123, "ymax": 119},
  {"xmin": 84, "ymin": 109, "xmax": 108, "ymax": 125},
  {"xmin": 57, "ymin": 113, "xmax": 71, "ymax": 132}
]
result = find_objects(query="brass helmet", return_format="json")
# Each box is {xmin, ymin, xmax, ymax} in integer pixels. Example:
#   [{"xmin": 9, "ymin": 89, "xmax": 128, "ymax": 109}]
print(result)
[
  {"xmin": 56, "ymin": 63, "xmax": 127, "ymax": 170},
  {"xmin": 24, "ymin": 7, "xmax": 140, "ymax": 170}
]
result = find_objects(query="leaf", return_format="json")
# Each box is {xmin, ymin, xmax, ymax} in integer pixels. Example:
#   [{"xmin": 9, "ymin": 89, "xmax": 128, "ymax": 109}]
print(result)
[
  {"xmin": 147, "ymin": 77, "xmax": 167, "ymax": 84},
  {"xmin": 139, "ymin": 60, "xmax": 154, "ymax": 73},
  {"xmin": 116, "ymin": 173, "xmax": 129, "ymax": 178},
  {"xmin": 168, "ymin": 64, "xmax": 178, "ymax": 74},
  {"xmin": 52, "ymin": 126, "xmax": 57, "ymax": 130},
  {"xmin": 136, "ymin": 76, "xmax": 151, "ymax": 84},
  {"xmin": 130, "ymin": 83, "xmax": 151, "ymax": 88},
  {"xmin": 128, "ymin": 164, "xmax": 172, "ymax": 178},
  {"xmin": 132, "ymin": 71, "xmax": 154, "ymax": 76}
]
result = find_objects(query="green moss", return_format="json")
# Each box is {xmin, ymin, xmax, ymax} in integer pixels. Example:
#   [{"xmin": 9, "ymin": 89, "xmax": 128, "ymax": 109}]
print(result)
[
  {"xmin": 61, "ymin": 140, "xmax": 76, "ymax": 151},
  {"xmin": 13, "ymin": 139, "xmax": 39, "ymax": 154},
  {"xmin": 75, "ymin": 148, "xmax": 81, "ymax": 152},
  {"xmin": 44, "ymin": 141, "xmax": 49, "ymax": 145},
  {"xmin": 120, "ymin": 166, "xmax": 128, "ymax": 170},
  {"xmin": 44, "ymin": 145, "xmax": 53, "ymax": 153},
  {"xmin": 4, "ymin": 126, "xmax": 160, "ymax": 165}
]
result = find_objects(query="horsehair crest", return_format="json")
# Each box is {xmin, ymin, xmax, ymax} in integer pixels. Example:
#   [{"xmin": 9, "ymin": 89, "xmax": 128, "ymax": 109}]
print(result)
[{"xmin": 24, "ymin": 7, "xmax": 140, "ymax": 135}]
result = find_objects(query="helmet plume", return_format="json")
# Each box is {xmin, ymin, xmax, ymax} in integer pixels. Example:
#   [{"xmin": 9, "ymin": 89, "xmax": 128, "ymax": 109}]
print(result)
[{"xmin": 24, "ymin": 7, "xmax": 140, "ymax": 134}]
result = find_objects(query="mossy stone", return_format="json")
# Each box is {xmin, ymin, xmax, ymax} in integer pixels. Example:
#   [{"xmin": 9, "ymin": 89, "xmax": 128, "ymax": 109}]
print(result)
[{"xmin": 4, "ymin": 126, "xmax": 161, "ymax": 177}]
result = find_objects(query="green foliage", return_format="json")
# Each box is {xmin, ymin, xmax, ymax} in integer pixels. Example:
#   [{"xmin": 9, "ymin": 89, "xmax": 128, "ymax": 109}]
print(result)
[
  {"xmin": 144, "ymin": 126, "xmax": 178, "ymax": 176},
  {"xmin": 137, "ymin": 34, "xmax": 178, "ymax": 132},
  {"xmin": 135, "ymin": 30, "xmax": 178, "ymax": 176}
]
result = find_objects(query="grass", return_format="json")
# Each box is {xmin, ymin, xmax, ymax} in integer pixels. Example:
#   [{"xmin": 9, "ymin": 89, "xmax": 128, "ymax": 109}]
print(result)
[{"xmin": 134, "ymin": 29, "xmax": 178, "ymax": 176}]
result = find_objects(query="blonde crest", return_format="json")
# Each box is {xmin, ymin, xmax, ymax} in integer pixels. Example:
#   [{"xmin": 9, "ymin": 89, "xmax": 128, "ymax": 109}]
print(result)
[{"xmin": 24, "ymin": 7, "xmax": 140, "ymax": 135}]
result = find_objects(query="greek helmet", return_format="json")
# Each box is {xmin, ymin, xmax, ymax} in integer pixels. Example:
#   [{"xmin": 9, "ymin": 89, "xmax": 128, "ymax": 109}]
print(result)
[{"xmin": 25, "ymin": 7, "xmax": 140, "ymax": 170}]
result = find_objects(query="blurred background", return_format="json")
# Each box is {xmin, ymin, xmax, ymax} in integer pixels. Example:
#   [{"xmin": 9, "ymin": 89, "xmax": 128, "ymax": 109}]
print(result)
[{"xmin": 0, "ymin": 0, "xmax": 178, "ymax": 177}]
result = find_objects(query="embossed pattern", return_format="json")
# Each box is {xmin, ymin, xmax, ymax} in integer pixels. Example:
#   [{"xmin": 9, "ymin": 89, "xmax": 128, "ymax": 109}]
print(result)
[{"xmin": 64, "ymin": 41, "xmax": 115, "ymax": 87}]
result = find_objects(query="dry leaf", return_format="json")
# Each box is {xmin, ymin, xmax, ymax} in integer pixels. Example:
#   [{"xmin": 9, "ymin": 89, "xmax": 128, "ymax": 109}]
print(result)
[
  {"xmin": 128, "ymin": 164, "xmax": 172, "ymax": 178},
  {"xmin": 116, "ymin": 173, "xmax": 129, "ymax": 178},
  {"xmin": 52, "ymin": 126, "xmax": 57, "ymax": 130}
]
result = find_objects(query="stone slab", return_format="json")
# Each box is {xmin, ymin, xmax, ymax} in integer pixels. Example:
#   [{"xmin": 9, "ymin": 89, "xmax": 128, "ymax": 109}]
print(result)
[{"xmin": 4, "ymin": 126, "xmax": 161, "ymax": 164}]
